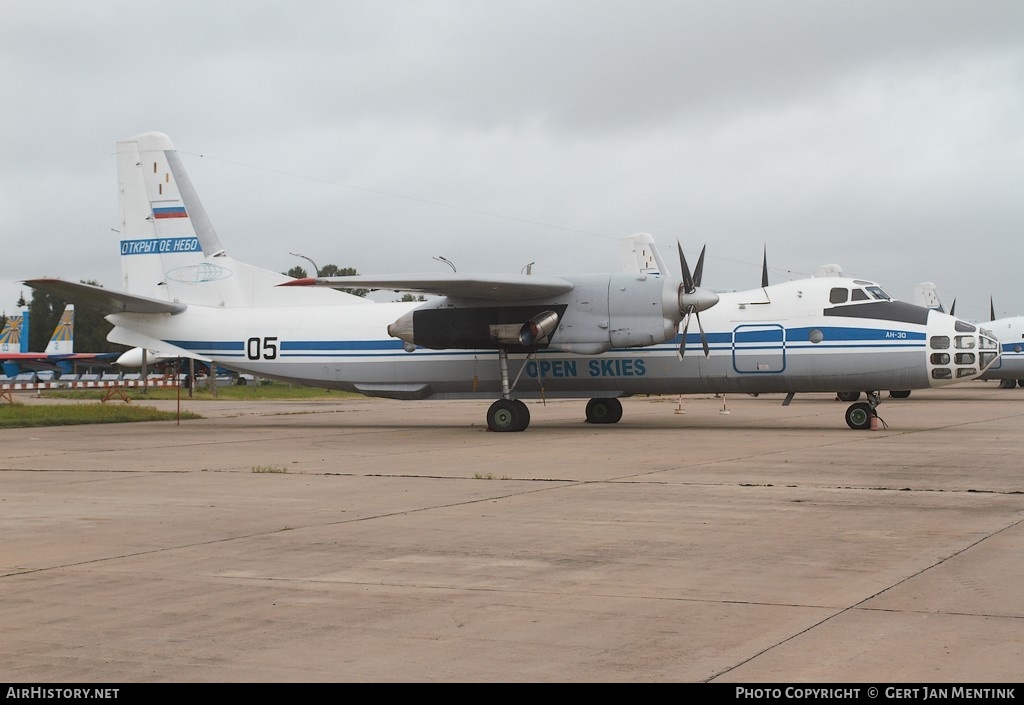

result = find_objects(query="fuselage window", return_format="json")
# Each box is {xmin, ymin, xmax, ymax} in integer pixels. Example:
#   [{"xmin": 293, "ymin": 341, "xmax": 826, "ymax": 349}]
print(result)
[
  {"xmin": 851, "ymin": 289, "xmax": 869, "ymax": 301},
  {"xmin": 930, "ymin": 352, "xmax": 950, "ymax": 364},
  {"xmin": 955, "ymin": 352, "xmax": 976, "ymax": 365},
  {"xmin": 955, "ymin": 335, "xmax": 976, "ymax": 350},
  {"xmin": 866, "ymin": 286, "xmax": 892, "ymax": 301},
  {"xmin": 829, "ymin": 288, "xmax": 848, "ymax": 304},
  {"xmin": 930, "ymin": 336, "xmax": 950, "ymax": 350}
]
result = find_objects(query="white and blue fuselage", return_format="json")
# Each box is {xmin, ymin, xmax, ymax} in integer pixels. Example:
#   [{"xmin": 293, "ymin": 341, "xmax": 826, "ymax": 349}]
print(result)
[{"xmin": 107, "ymin": 275, "xmax": 997, "ymax": 402}]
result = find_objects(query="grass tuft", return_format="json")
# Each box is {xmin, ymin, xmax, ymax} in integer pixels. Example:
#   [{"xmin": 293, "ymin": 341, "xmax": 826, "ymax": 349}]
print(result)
[
  {"xmin": 252, "ymin": 465, "xmax": 288, "ymax": 474},
  {"xmin": 0, "ymin": 403, "xmax": 201, "ymax": 429}
]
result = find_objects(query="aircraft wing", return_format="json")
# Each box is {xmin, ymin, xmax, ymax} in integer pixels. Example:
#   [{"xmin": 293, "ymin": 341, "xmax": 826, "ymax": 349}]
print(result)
[
  {"xmin": 280, "ymin": 273, "xmax": 575, "ymax": 300},
  {"xmin": 21, "ymin": 278, "xmax": 187, "ymax": 315}
]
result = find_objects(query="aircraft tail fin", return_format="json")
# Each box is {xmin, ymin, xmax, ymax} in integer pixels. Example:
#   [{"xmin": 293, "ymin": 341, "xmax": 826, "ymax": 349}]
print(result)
[
  {"xmin": 117, "ymin": 132, "xmax": 361, "ymax": 308},
  {"xmin": 0, "ymin": 312, "xmax": 24, "ymax": 352},
  {"xmin": 621, "ymin": 233, "xmax": 669, "ymax": 277},
  {"xmin": 0, "ymin": 310, "xmax": 28, "ymax": 353},
  {"xmin": 43, "ymin": 305, "xmax": 74, "ymax": 355},
  {"xmin": 913, "ymin": 282, "xmax": 946, "ymax": 312}
]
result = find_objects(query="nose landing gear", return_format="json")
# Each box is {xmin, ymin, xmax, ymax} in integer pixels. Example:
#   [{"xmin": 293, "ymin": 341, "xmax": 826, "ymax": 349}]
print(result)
[{"xmin": 845, "ymin": 391, "xmax": 882, "ymax": 430}]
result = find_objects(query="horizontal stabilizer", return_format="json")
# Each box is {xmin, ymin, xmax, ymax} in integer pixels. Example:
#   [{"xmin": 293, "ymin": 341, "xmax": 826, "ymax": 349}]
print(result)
[
  {"xmin": 281, "ymin": 273, "xmax": 575, "ymax": 300},
  {"xmin": 21, "ymin": 278, "xmax": 187, "ymax": 315}
]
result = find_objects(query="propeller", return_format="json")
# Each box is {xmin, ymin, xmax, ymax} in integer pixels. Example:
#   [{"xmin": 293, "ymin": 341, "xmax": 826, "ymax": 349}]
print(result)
[
  {"xmin": 990, "ymin": 296, "xmax": 996, "ymax": 322},
  {"xmin": 676, "ymin": 242, "xmax": 718, "ymax": 359}
]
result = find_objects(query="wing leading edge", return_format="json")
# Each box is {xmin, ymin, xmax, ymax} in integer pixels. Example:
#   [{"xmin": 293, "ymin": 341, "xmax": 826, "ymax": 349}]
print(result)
[{"xmin": 280, "ymin": 273, "xmax": 575, "ymax": 300}]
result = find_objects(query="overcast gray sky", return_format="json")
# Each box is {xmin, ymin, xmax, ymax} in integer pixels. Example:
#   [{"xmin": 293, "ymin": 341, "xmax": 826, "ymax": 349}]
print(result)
[{"xmin": 2, "ymin": 0, "xmax": 1022, "ymax": 323}]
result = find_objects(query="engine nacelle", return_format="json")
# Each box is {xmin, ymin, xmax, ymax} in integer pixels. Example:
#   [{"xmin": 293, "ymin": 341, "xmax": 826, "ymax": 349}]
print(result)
[
  {"xmin": 386, "ymin": 272, "xmax": 714, "ymax": 353},
  {"xmin": 489, "ymin": 310, "xmax": 560, "ymax": 346}
]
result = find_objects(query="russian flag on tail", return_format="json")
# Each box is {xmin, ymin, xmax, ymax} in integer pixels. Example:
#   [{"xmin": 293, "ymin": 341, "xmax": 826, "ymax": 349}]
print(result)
[{"xmin": 152, "ymin": 205, "xmax": 188, "ymax": 219}]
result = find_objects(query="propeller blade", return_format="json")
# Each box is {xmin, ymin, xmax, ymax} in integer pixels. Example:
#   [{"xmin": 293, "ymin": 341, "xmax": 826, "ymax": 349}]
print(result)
[
  {"xmin": 761, "ymin": 246, "xmax": 769, "ymax": 288},
  {"xmin": 990, "ymin": 296, "xmax": 995, "ymax": 321},
  {"xmin": 949, "ymin": 297, "xmax": 956, "ymax": 317},
  {"xmin": 692, "ymin": 245, "xmax": 707, "ymax": 288},
  {"xmin": 677, "ymin": 309, "xmax": 692, "ymax": 359},
  {"xmin": 696, "ymin": 312, "xmax": 710, "ymax": 357},
  {"xmin": 677, "ymin": 241, "xmax": 694, "ymax": 293}
]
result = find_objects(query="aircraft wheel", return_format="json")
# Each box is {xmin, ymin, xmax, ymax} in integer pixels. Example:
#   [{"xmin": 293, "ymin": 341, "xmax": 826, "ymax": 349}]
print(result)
[
  {"xmin": 998, "ymin": 379, "xmax": 1017, "ymax": 389},
  {"xmin": 836, "ymin": 391, "xmax": 860, "ymax": 402},
  {"xmin": 888, "ymin": 390, "xmax": 911, "ymax": 399},
  {"xmin": 511, "ymin": 399, "xmax": 530, "ymax": 431},
  {"xmin": 585, "ymin": 397, "xmax": 623, "ymax": 424},
  {"xmin": 845, "ymin": 402, "xmax": 874, "ymax": 430},
  {"xmin": 487, "ymin": 399, "xmax": 529, "ymax": 432}
]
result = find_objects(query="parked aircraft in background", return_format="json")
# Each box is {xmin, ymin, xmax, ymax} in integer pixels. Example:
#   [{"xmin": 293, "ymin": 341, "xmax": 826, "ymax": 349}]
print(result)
[
  {"xmin": 0, "ymin": 304, "xmax": 120, "ymax": 377},
  {"xmin": 24, "ymin": 132, "xmax": 1000, "ymax": 430},
  {"xmin": 980, "ymin": 313, "xmax": 1024, "ymax": 388}
]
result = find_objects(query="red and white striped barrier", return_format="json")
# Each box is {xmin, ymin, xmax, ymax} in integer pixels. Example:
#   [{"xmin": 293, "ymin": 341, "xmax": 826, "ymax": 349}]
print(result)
[{"xmin": 1, "ymin": 379, "xmax": 182, "ymax": 392}]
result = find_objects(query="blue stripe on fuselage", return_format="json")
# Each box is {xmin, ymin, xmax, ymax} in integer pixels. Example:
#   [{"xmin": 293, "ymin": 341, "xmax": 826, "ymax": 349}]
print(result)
[{"xmin": 162, "ymin": 326, "xmax": 926, "ymax": 359}]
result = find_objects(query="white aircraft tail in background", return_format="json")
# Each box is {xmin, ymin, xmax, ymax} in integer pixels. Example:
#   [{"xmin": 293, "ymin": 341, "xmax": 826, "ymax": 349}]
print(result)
[
  {"xmin": 24, "ymin": 132, "xmax": 1001, "ymax": 431},
  {"xmin": 913, "ymin": 282, "xmax": 947, "ymax": 312},
  {"xmin": 620, "ymin": 232, "xmax": 669, "ymax": 278}
]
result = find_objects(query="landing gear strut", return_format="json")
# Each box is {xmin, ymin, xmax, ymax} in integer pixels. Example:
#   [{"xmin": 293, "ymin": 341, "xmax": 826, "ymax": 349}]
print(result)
[
  {"xmin": 845, "ymin": 391, "xmax": 881, "ymax": 430},
  {"xmin": 486, "ymin": 347, "xmax": 531, "ymax": 432}
]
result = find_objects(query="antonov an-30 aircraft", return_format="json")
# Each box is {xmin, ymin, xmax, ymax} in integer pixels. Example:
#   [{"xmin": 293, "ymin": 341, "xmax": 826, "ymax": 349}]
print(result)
[{"xmin": 24, "ymin": 132, "xmax": 1000, "ymax": 431}]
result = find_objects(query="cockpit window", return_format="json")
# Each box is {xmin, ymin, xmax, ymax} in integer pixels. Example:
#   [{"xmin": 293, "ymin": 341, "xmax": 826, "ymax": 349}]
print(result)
[
  {"xmin": 851, "ymin": 289, "xmax": 869, "ymax": 301},
  {"xmin": 829, "ymin": 288, "xmax": 848, "ymax": 304},
  {"xmin": 866, "ymin": 286, "xmax": 892, "ymax": 301}
]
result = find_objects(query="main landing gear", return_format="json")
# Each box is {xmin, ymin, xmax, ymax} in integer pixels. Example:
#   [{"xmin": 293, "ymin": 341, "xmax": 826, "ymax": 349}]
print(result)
[
  {"xmin": 486, "ymin": 395, "xmax": 625, "ymax": 432},
  {"xmin": 844, "ymin": 391, "xmax": 882, "ymax": 430},
  {"xmin": 485, "ymin": 346, "xmax": 537, "ymax": 432},
  {"xmin": 484, "ymin": 348, "xmax": 626, "ymax": 432}
]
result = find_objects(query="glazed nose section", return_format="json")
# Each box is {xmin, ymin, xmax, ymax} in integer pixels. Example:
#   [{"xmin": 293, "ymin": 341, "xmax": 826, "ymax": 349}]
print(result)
[{"xmin": 925, "ymin": 312, "xmax": 1001, "ymax": 386}]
